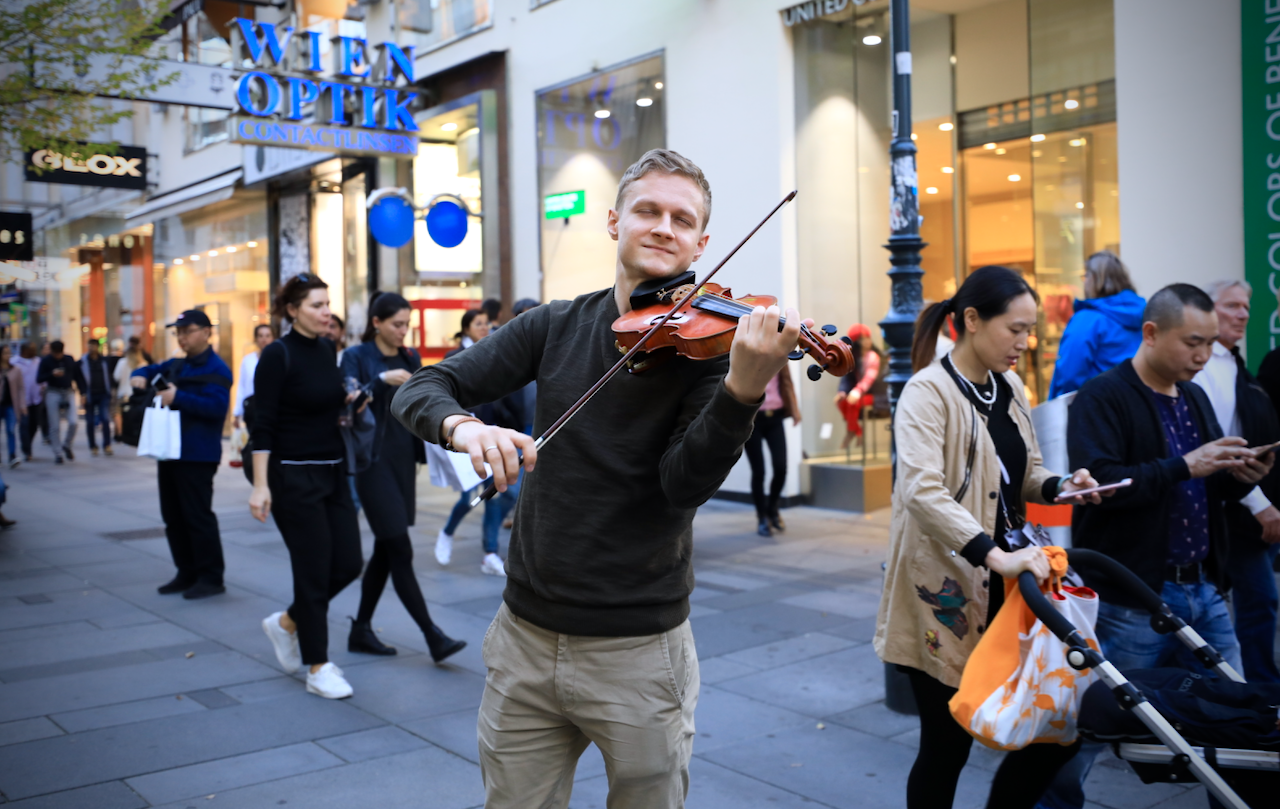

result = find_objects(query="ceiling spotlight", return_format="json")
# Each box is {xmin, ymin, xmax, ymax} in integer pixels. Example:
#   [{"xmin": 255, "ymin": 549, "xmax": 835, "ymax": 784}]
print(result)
[
  {"xmin": 247, "ymin": 241, "xmax": 258, "ymax": 248},
  {"xmin": 594, "ymin": 110, "xmax": 611, "ymax": 119},
  {"xmin": 911, "ymin": 133, "xmax": 918, "ymax": 140},
  {"xmin": 173, "ymin": 258, "xmax": 183, "ymax": 265},
  {"xmin": 208, "ymin": 250, "xmax": 218, "ymax": 257},
  {"xmin": 1008, "ymin": 174, "xmax": 1022, "ymax": 182},
  {"xmin": 939, "ymin": 123, "xmax": 954, "ymax": 131},
  {"xmin": 636, "ymin": 97, "xmax": 653, "ymax": 107},
  {"xmin": 925, "ymin": 187, "xmax": 939, "ymax": 194},
  {"xmin": 1070, "ymin": 138, "xmax": 1085, "ymax": 147},
  {"xmin": 441, "ymin": 122, "xmax": 458, "ymax": 132},
  {"xmin": 984, "ymin": 142, "xmax": 997, "ymax": 150},
  {"xmin": 226, "ymin": 245, "xmax": 236, "ymax": 253},
  {"xmin": 941, "ymin": 167, "xmax": 954, "ymax": 174},
  {"xmin": 1075, "ymin": 201, "xmax": 1085, "ymax": 209},
  {"xmin": 655, "ymin": 81, "xmax": 664, "ymax": 89},
  {"xmin": 1030, "ymin": 134, "xmax": 1046, "ymax": 142},
  {"xmin": 1064, "ymin": 99, "xmax": 1079, "ymax": 110},
  {"xmin": 190, "ymin": 254, "xmax": 200, "ymax": 261},
  {"xmin": 863, "ymin": 35, "xmax": 882, "ymax": 45},
  {"xmin": 995, "ymin": 148, "xmax": 1006, "ymax": 155}
]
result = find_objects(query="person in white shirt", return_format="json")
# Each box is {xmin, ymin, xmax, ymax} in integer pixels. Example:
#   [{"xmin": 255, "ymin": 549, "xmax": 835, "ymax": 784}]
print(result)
[
  {"xmin": 234, "ymin": 324, "xmax": 274, "ymax": 427},
  {"xmin": 1193, "ymin": 279, "xmax": 1280, "ymax": 682}
]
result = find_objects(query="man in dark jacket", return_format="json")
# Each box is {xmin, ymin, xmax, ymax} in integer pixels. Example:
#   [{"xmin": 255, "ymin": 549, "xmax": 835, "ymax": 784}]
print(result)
[
  {"xmin": 1068, "ymin": 284, "xmax": 1268, "ymax": 673},
  {"xmin": 80, "ymin": 340, "xmax": 114, "ymax": 457},
  {"xmin": 131, "ymin": 310, "xmax": 233, "ymax": 600},
  {"xmin": 36, "ymin": 340, "xmax": 86, "ymax": 464}
]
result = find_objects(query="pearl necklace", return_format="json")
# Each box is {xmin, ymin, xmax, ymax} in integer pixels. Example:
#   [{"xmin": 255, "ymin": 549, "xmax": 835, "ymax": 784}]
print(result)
[{"xmin": 951, "ymin": 354, "xmax": 997, "ymax": 406}]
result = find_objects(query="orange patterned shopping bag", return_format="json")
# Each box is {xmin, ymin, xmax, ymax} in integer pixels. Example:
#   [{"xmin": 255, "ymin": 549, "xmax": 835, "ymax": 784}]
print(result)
[{"xmin": 949, "ymin": 547, "xmax": 1100, "ymax": 750}]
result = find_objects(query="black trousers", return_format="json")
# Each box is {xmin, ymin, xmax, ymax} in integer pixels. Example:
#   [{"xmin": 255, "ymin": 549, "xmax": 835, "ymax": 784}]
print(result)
[
  {"xmin": 21, "ymin": 405, "xmax": 46, "ymax": 456},
  {"xmin": 744, "ymin": 411, "xmax": 787, "ymax": 519},
  {"xmin": 157, "ymin": 461, "xmax": 224, "ymax": 585},
  {"xmin": 270, "ymin": 461, "xmax": 363, "ymax": 666},
  {"xmin": 903, "ymin": 666, "xmax": 1080, "ymax": 809}
]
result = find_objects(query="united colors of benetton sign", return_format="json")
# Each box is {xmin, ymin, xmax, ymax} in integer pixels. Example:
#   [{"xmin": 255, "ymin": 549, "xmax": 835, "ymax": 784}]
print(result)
[{"xmin": 228, "ymin": 19, "xmax": 419, "ymax": 159}]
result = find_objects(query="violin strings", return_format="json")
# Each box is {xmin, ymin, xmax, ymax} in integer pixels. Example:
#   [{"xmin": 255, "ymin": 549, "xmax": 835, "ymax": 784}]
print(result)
[{"xmin": 693, "ymin": 294, "xmax": 818, "ymax": 340}]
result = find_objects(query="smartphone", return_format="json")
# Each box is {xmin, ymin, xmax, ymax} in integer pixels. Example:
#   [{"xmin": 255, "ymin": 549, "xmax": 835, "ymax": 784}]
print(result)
[
  {"xmin": 1055, "ymin": 478, "xmax": 1133, "ymax": 502},
  {"xmin": 1249, "ymin": 440, "xmax": 1280, "ymax": 456},
  {"xmin": 351, "ymin": 389, "xmax": 370, "ymax": 411},
  {"xmin": 152, "ymin": 374, "xmax": 171, "ymax": 391}
]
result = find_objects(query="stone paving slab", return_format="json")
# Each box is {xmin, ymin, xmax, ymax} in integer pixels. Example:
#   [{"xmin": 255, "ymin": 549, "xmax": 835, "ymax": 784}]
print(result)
[{"xmin": 0, "ymin": 434, "xmax": 1243, "ymax": 807}]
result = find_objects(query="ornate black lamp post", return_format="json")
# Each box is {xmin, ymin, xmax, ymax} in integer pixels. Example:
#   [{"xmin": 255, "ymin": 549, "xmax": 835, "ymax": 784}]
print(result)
[
  {"xmin": 878, "ymin": 0, "xmax": 927, "ymax": 411},
  {"xmin": 880, "ymin": 0, "xmax": 927, "ymax": 716}
]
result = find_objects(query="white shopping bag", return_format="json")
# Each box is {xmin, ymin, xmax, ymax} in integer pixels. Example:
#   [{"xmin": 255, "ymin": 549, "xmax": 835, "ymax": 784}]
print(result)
[
  {"xmin": 137, "ymin": 397, "xmax": 182, "ymax": 460},
  {"xmin": 424, "ymin": 440, "xmax": 490, "ymax": 492},
  {"xmin": 951, "ymin": 549, "xmax": 1101, "ymax": 749}
]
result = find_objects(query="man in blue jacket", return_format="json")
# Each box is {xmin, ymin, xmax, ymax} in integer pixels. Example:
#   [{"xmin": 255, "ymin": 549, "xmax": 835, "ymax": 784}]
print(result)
[{"xmin": 131, "ymin": 310, "xmax": 233, "ymax": 600}]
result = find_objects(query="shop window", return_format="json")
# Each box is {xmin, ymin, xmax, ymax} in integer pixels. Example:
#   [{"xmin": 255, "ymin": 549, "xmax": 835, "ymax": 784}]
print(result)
[
  {"xmin": 397, "ymin": 0, "xmax": 492, "ymax": 54},
  {"xmin": 536, "ymin": 54, "xmax": 665, "ymax": 302},
  {"xmin": 177, "ymin": 2, "xmax": 244, "ymax": 153}
]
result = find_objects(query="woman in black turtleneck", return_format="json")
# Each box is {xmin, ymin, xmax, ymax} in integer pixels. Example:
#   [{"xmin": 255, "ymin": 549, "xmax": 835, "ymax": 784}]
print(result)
[{"xmin": 249, "ymin": 274, "xmax": 363, "ymax": 700}]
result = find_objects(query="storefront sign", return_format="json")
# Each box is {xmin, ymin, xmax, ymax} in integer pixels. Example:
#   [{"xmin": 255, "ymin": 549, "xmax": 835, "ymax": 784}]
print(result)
[
  {"xmin": 228, "ymin": 19, "xmax": 419, "ymax": 159},
  {"xmin": 1242, "ymin": 0, "xmax": 1280, "ymax": 361},
  {"xmin": 23, "ymin": 144, "xmax": 147, "ymax": 190},
  {"xmin": 780, "ymin": 0, "xmax": 871, "ymax": 27},
  {"xmin": 0, "ymin": 212, "xmax": 34, "ymax": 262},
  {"xmin": 544, "ymin": 190, "xmax": 585, "ymax": 219}
]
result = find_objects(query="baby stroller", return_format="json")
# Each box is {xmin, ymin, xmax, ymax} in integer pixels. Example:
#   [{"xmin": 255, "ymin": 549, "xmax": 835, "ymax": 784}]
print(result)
[{"xmin": 1018, "ymin": 548, "xmax": 1280, "ymax": 809}]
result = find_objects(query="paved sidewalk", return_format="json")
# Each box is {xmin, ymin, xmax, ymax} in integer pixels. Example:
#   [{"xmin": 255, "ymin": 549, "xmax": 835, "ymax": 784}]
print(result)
[{"xmin": 0, "ymin": 431, "xmax": 1207, "ymax": 808}]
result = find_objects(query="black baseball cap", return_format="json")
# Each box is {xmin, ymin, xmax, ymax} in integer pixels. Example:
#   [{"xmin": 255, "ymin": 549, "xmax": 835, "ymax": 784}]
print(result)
[{"xmin": 166, "ymin": 310, "xmax": 212, "ymax": 329}]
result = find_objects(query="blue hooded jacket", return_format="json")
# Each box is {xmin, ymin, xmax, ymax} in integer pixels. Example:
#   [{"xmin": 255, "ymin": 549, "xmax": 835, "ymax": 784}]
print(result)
[
  {"xmin": 131, "ymin": 347, "xmax": 232, "ymax": 463},
  {"xmin": 1049, "ymin": 289, "xmax": 1146, "ymax": 399}
]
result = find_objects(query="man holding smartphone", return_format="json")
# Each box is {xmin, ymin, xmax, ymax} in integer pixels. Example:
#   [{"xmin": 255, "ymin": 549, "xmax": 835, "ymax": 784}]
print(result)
[{"xmin": 131, "ymin": 310, "xmax": 233, "ymax": 600}]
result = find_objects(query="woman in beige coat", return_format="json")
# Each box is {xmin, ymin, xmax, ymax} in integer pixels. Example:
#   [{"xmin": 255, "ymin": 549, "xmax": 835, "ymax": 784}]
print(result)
[{"xmin": 874, "ymin": 266, "xmax": 1103, "ymax": 809}]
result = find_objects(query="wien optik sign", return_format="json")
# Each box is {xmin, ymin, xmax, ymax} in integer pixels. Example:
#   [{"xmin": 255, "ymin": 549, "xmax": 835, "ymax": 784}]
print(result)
[{"xmin": 228, "ymin": 19, "xmax": 419, "ymax": 159}]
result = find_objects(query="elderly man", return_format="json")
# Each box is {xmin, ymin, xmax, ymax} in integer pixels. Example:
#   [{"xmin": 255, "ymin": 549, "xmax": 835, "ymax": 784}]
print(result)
[{"xmin": 131, "ymin": 311, "xmax": 233, "ymax": 600}]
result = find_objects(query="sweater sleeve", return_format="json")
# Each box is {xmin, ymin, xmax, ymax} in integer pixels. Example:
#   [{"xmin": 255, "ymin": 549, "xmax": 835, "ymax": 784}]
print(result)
[
  {"xmin": 172, "ymin": 365, "xmax": 231, "ymax": 422},
  {"xmin": 250, "ymin": 343, "xmax": 288, "ymax": 453},
  {"xmin": 392, "ymin": 307, "xmax": 546, "ymax": 443},
  {"xmin": 658, "ymin": 370, "xmax": 762, "ymax": 509},
  {"xmin": 1067, "ymin": 379, "xmax": 1189, "ymax": 509}
]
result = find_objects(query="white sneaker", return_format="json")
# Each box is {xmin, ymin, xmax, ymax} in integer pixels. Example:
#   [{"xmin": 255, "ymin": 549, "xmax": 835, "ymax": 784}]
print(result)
[
  {"xmin": 481, "ymin": 553, "xmax": 506, "ymax": 577},
  {"xmin": 262, "ymin": 612, "xmax": 301, "ymax": 674},
  {"xmin": 435, "ymin": 530, "xmax": 453, "ymax": 565},
  {"xmin": 306, "ymin": 662, "xmax": 353, "ymax": 699}
]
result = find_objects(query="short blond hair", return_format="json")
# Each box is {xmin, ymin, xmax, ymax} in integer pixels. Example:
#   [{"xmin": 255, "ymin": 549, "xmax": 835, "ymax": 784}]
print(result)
[{"xmin": 615, "ymin": 149, "xmax": 712, "ymax": 229}]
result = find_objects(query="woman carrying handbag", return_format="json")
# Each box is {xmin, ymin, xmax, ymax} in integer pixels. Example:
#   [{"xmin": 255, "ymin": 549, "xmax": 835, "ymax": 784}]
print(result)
[
  {"xmin": 874, "ymin": 265, "xmax": 1104, "ymax": 809},
  {"xmin": 250, "ymin": 274, "xmax": 364, "ymax": 700},
  {"xmin": 341, "ymin": 291, "xmax": 466, "ymax": 664}
]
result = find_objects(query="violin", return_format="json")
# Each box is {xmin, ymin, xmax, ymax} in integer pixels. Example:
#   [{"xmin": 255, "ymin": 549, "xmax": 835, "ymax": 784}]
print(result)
[{"xmin": 612, "ymin": 281, "xmax": 854, "ymax": 380}]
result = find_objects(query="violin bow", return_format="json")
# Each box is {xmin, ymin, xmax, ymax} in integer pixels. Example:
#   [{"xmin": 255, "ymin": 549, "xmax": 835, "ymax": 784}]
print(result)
[{"xmin": 469, "ymin": 190, "xmax": 798, "ymax": 507}]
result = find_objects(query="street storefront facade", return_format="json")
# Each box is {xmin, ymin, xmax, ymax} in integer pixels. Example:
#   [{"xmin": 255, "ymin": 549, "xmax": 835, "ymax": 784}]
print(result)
[{"xmin": 0, "ymin": 0, "xmax": 1252, "ymax": 505}]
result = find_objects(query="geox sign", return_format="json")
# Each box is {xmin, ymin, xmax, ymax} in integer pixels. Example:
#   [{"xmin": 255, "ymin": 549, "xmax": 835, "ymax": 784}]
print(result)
[
  {"xmin": 24, "ymin": 144, "xmax": 148, "ymax": 190},
  {"xmin": 228, "ymin": 19, "xmax": 420, "ymax": 159}
]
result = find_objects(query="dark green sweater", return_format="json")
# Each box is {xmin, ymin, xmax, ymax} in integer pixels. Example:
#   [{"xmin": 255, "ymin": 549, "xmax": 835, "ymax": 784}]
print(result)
[{"xmin": 392, "ymin": 288, "xmax": 760, "ymax": 636}]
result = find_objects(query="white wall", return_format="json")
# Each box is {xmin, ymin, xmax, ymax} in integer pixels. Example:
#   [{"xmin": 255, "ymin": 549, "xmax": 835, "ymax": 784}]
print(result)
[
  {"xmin": 1114, "ymin": 0, "xmax": 1243, "ymax": 296},
  {"xmin": 416, "ymin": 0, "xmax": 804, "ymax": 498}
]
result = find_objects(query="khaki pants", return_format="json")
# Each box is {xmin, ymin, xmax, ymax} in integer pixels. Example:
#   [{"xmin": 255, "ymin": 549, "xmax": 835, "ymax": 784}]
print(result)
[{"xmin": 478, "ymin": 604, "xmax": 699, "ymax": 809}]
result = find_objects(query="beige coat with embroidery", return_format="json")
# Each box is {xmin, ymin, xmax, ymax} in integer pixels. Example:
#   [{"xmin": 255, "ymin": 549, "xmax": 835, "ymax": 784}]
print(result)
[{"xmin": 874, "ymin": 362, "xmax": 1059, "ymax": 688}]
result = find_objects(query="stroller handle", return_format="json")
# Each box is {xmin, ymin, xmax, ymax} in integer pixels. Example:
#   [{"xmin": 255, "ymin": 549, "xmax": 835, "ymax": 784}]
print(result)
[{"xmin": 1017, "ymin": 549, "xmax": 1166, "ymax": 645}]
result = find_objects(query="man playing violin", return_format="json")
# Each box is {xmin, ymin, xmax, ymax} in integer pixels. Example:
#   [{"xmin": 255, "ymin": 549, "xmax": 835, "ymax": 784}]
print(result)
[{"xmin": 393, "ymin": 149, "xmax": 802, "ymax": 809}]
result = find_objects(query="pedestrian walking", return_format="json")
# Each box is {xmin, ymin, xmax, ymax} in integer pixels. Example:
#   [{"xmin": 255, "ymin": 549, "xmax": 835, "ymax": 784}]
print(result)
[
  {"xmin": 433, "ymin": 307, "xmax": 516, "ymax": 576},
  {"xmin": 1193, "ymin": 279, "xmax": 1280, "ymax": 683},
  {"xmin": 875, "ymin": 265, "xmax": 1104, "ymax": 809},
  {"xmin": 481, "ymin": 297, "xmax": 502, "ymax": 330},
  {"xmin": 393, "ymin": 149, "xmax": 791, "ymax": 808},
  {"xmin": 13, "ymin": 343, "xmax": 42, "ymax": 462},
  {"xmin": 834, "ymin": 323, "xmax": 881, "ymax": 449},
  {"xmin": 1047, "ymin": 250, "xmax": 1145, "ymax": 399},
  {"xmin": 249, "ymin": 274, "xmax": 364, "ymax": 700},
  {"xmin": 113, "ymin": 337, "xmax": 150, "ymax": 402},
  {"xmin": 36, "ymin": 340, "xmax": 85, "ymax": 464},
  {"xmin": 80, "ymin": 340, "xmax": 114, "ymax": 456},
  {"xmin": 1, "ymin": 345, "xmax": 26, "ymax": 469},
  {"xmin": 746, "ymin": 368, "xmax": 798, "ymax": 536},
  {"xmin": 130, "ymin": 310, "xmax": 233, "ymax": 600},
  {"xmin": 233, "ymin": 324, "xmax": 273, "ymax": 429},
  {"xmin": 1038, "ymin": 284, "xmax": 1271, "ymax": 809},
  {"xmin": 342, "ymin": 291, "xmax": 466, "ymax": 663}
]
